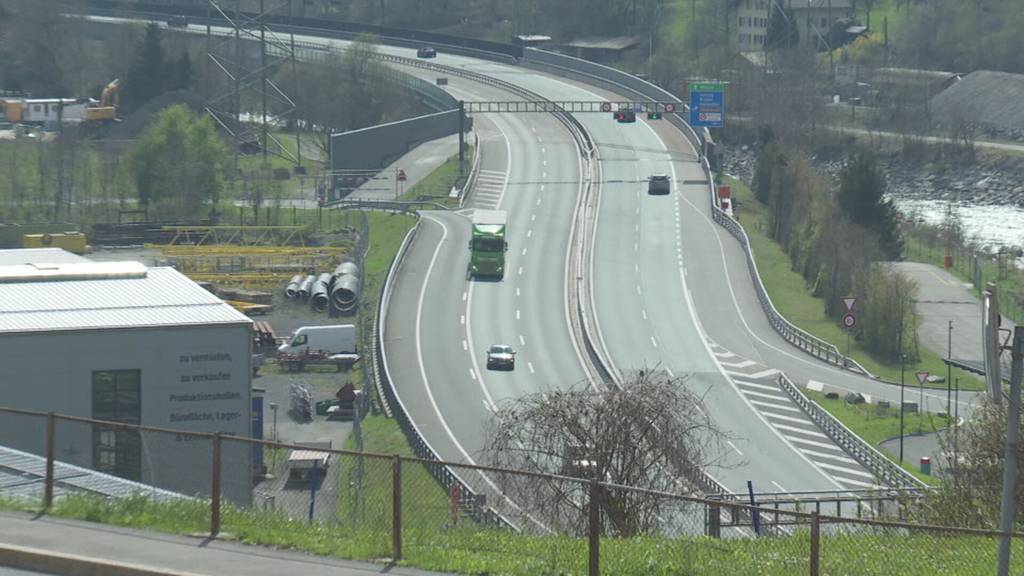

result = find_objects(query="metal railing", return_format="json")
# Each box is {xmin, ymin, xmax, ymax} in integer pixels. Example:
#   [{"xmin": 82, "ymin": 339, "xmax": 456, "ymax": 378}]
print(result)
[
  {"xmin": 777, "ymin": 372, "xmax": 927, "ymax": 489},
  {"xmin": 3, "ymin": 405, "xmax": 1021, "ymax": 575}
]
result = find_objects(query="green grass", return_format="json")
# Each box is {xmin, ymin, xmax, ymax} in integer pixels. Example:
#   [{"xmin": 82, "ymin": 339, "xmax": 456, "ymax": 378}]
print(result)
[
  {"xmin": 727, "ymin": 175, "xmax": 982, "ymax": 390},
  {"xmin": 4, "ymin": 494, "xmax": 1018, "ymax": 575},
  {"xmin": 400, "ymin": 147, "xmax": 472, "ymax": 205},
  {"xmin": 804, "ymin": 389, "xmax": 947, "ymax": 485}
]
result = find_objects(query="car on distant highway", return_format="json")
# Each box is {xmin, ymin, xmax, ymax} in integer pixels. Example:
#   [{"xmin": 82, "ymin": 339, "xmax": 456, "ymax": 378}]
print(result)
[
  {"xmin": 167, "ymin": 15, "xmax": 188, "ymax": 28},
  {"xmin": 486, "ymin": 344, "xmax": 516, "ymax": 370},
  {"xmin": 417, "ymin": 46, "xmax": 437, "ymax": 58},
  {"xmin": 647, "ymin": 174, "xmax": 670, "ymax": 195}
]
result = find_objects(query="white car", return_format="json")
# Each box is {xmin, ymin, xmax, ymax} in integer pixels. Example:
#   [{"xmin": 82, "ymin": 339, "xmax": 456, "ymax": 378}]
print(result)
[{"xmin": 486, "ymin": 344, "xmax": 516, "ymax": 370}]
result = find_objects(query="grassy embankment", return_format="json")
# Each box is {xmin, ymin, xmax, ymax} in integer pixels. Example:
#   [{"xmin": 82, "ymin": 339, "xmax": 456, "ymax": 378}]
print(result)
[{"xmin": 726, "ymin": 175, "xmax": 979, "ymax": 390}]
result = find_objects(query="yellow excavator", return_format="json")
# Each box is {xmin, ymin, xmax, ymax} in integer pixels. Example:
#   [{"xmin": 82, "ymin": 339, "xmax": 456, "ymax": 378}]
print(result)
[{"xmin": 86, "ymin": 78, "xmax": 120, "ymax": 122}]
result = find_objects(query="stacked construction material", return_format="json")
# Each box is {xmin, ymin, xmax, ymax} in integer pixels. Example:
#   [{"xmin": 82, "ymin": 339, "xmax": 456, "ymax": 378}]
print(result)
[
  {"xmin": 281, "ymin": 262, "xmax": 361, "ymax": 316},
  {"xmin": 329, "ymin": 261, "xmax": 361, "ymax": 316},
  {"xmin": 290, "ymin": 382, "xmax": 312, "ymax": 421}
]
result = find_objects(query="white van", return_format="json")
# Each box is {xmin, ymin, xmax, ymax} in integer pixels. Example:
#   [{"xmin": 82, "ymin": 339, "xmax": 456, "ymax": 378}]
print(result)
[{"xmin": 278, "ymin": 325, "xmax": 357, "ymax": 356}]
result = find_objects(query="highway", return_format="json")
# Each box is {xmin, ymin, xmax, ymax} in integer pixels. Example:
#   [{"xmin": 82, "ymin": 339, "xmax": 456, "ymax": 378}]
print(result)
[{"xmin": 89, "ymin": 13, "xmax": 962, "ymax": 495}]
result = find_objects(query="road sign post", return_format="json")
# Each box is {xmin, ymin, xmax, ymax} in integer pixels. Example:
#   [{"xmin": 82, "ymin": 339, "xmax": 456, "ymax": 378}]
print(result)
[
  {"xmin": 841, "ymin": 298, "xmax": 856, "ymax": 364},
  {"xmin": 916, "ymin": 371, "xmax": 930, "ymax": 432},
  {"xmin": 689, "ymin": 82, "xmax": 725, "ymax": 128}
]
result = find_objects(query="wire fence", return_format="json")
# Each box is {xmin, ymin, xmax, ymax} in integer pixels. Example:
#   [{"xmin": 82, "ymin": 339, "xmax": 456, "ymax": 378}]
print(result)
[{"xmin": 2, "ymin": 405, "xmax": 1023, "ymax": 575}]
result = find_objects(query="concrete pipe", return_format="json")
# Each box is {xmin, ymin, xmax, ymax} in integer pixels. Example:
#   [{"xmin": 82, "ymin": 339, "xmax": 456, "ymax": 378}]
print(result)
[
  {"xmin": 284, "ymin": 274, "xmax": 303, "ymax": 299},
  {"xmin": 310, "ymin": 273, "xmax": 333, "ymax": 312},
  {"xmin": 297, "ymin": 274, "xmax": 316, "ymax": 300},
  {"xmin": 330, "ymin": 274, "xmax": 361, "ymax": 312},
  {"xmin": 333, "ymin": 261, "xmax": 359, "ymax": 278}
]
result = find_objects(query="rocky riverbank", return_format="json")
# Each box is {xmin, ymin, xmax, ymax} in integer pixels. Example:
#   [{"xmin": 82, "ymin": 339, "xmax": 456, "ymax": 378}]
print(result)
[{"xmin": 722, "ymin": 143, "xmax": 1024, "ymax": 250}]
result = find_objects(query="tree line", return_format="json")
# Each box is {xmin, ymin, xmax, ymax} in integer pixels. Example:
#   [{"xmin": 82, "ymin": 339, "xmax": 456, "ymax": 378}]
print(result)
[{"xmin": 752, "ymin": 135, "xmax": 918, "ymax": 362}]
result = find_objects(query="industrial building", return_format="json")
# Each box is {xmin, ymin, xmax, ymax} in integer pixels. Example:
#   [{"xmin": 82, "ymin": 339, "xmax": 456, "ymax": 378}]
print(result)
[{"xmin": 0, "ymin": 248, "xmax": 253, "ymax": 503}]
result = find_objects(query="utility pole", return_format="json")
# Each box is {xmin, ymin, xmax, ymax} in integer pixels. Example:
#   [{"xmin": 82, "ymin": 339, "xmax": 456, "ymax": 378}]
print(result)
[
  {"xmin": 997, "ymin": 326, "xmax": 1024, "ymax": 576},
  {"xmin": 947, "ymin": 319, "xmax": 954, "ymax": 417},
  {"xmin": 899, "ymin": 352, "xmax": 906, "ymax": 464}
]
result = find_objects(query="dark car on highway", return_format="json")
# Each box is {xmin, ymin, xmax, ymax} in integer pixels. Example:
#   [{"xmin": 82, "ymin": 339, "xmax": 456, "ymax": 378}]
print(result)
[{"xmin": 417, "ymin": 46, "xmax": 437, "ymax": 58}]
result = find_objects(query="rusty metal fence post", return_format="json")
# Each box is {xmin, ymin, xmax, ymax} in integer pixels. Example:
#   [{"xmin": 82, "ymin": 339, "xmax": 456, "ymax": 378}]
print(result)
[
  {"xmin": 211, "ymin": 433, "xmax": 221, "ymax": 537},
  {"xmin": 589, "ymin": 479, "xmax": 600, "ymax": 576},
  {"xmin": 810, "ymin": 511, "xmax": 820, "ymax": 576},
  {"xmin": 706, "ymin": 501, "xmax": 721, "ymax": 538},
  {"xmin": 392, "ymin": 454, "xmax": 402, "ymax": 561},
  {"xmin": 43, "ymin": 412, "xmax": 55, "ymax": 510}
]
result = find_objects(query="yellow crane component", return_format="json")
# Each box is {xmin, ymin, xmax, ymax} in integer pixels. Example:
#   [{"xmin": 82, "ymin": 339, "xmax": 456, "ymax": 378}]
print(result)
[{"xmin": 86, "ymin": 78, "xmax": 120, "ymax": 122}]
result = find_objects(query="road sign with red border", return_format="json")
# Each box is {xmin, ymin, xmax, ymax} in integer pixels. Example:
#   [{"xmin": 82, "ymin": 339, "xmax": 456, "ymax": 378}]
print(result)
[
  {"xmin": 600, "ymin": 102, "xmax": 612, "ymax": 112},
  {"xmin": 397, "ymin": 169, "xmax": 407, "ymax": 182},
  {"xmin": 915, "ymin": 371, "xmax": 930, "ymax": 386},
  {"xmin": 842, "ymin": 313, "xmax": 856, "ymax": 329},
  {"xmin": 843, "ymin": 297, "xmax": 856, "ymax": 311},
  {"xmin": 664, "ymin": 102, "xmax": 677, "ymax": 113}
]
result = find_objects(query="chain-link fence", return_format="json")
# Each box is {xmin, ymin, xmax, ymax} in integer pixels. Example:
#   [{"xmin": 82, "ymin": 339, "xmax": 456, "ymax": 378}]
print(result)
[{"xmin": 4, "ymin": 405, "xmax": 1024, "ymax": 574}]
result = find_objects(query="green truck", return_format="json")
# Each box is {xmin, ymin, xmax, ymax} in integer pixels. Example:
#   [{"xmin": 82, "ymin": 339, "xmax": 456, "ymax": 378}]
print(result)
[{"xmin": 468, "ymin": 209, "xmax": 508, "ymax": 279}]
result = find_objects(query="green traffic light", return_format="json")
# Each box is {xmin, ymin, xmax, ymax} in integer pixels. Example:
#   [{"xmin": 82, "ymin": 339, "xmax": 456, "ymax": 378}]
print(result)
[{"xmin": 647, "ymin": 112, "xmax": 662, "ymax": 120}]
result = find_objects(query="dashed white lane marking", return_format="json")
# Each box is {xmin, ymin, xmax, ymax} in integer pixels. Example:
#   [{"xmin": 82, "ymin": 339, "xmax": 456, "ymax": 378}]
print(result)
[
  {"xmin": 634, "ymin": 242, "xmax": 638, "ymax": 252},
  {"xmin": 460, "ymin": 314, "xmax": 465, "ymax": 325},
  {"xmin": 763, "ymin": 411, "xmax": 820, "ymax": 426},
  {"xmin": 719, "ymin": 359, "xmax": 757, "ymax": 369},
  {"xmin": 519, "ymin": 335, "xmax": 525, "ymax": 346},
  {"xmin": 727, "ymin": 441, "xmax": 744, "ymax": 456},
  {"xmin": 522, "ymin": 247, "xmax": 528, "ymax": 256},
  {"xmin": 642, "ymin": 309, "xmax": 648, "ymax": 320},
  {"xmin": 462, "ymin": 291, "xmax": 467, "ymax": 301},
  {"xmin": 634, "ymin": 263, "xmax": 639, "ymax": 273},
  {"xmin": 666, "ymin": 367, "xmax": 676, "ymax": 378},
  {"xmin": 788, "ymin": 436, "xmax": 849, "ymax": 451},
  {"xmin": 516, "ymin": 287, "xmax": 520, "ymax": 297},
  {"xmin": 469, "ymin": 369, "xmax": 476, "ymax": 381},
  {"xmin": 527, "ymin": 229, "xmax": 533, "ymax": 238},
  {"xmin": 636, "ymin": 285, "xmax": 642, "ymax": 295},
  {"xmin": 541, "ymin": 147, "xmax": 546, "ymax": 154},
  {"xmin": 650, "ymin": 336, "xmax": 659, "ymax": 348},
  {"xmin": 816, "ymin": 462, "xmax": 877, "ymax": 479},
  {"xmin": 542, "ymin": 171, "xmax": 547, "ymax": 178},
  {"xmin": 538, "ymin": 136, "xmax": 543, "ymax": 143},
  {"xmin": 800, "ymin": 449, "xmax": 859, "ymax": 464},
  {"xmin": 734, "ymin": 379, "xmax": 781, "ymax": 393},
  {"xmin": 749, "ymin": 399, "xmax": 802, "ymax": 413},
  {"xmin": 462, "ymin": 340, "xmax": 468, "ymax": 351},
  {"xmin": 518, "ymin": 266, "xmax": 523, "ymax": 276},
  {"xmin": 528, "ymin": 361, "xmax": 535, "ymax": 374},
  {"xmin": 773, "ymin": 424, "xmax": 828, "ymax": 439},
  {"xmin": 531, "ymin": 214, "xmax": 537, "ymax": 222},
  {"xmin": 542, "ymin": 160, "xmax": 547, "ymax": 167},
  {"xmin": 516, "ymin": 309, "xmax": 521, "ymax": 320},
  {"xmin": 540, "ymin": 185, "xmax": 545, "ymax": 193}
]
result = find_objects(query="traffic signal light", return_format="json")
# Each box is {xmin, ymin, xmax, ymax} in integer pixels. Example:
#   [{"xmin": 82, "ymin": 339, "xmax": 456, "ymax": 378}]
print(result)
[
  {"xmin": 647, "ymin": 111, "xmax": 662, "ymax": 120},
  {"xmin": 614, "ymin": 110, "xmax": 637, "ymax": 123}
]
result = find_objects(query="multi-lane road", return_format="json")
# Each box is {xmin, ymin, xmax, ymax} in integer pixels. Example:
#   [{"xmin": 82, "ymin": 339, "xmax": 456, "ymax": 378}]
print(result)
[{"xmin": 91, "ymin": 13, "xmax": 982, "ymax": 496}]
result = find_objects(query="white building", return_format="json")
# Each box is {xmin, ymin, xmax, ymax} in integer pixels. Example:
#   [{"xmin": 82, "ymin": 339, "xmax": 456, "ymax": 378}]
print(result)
[
  {"xmin": 0, "ymin": 248, "xmax": 253, "ymax": 503},
  {"xmin": 737, "ymin": 0, "xmax": 854, "ymax": 52}
]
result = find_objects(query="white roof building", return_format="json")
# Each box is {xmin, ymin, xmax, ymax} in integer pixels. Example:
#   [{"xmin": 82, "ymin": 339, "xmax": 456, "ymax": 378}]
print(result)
[{"xmin": 0, "ymin": 249, "xmax": 249, "ymax": 333}]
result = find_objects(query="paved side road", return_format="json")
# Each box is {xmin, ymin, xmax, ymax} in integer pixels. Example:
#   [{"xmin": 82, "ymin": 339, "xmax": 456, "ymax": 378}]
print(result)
[{"xmin": 0, "ymin": 512, "xmax": 450, "ymax": 576}]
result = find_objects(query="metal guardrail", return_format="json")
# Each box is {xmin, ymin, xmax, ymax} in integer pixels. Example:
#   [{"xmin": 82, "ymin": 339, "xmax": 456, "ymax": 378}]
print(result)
[
  {"xmin": 776, "ymin": 373, "xmax": 927, "ymax": 490},
  {"xmin": 523, "ymin": 49, "xmax": 872, "ymax": 377},
  {"xmin": 375, "ymin": 222, "xmax": 511, "ymax": 528},
  {"xmin": 711, "ymin": 206, "xmax": 872, "ymax": 375}
]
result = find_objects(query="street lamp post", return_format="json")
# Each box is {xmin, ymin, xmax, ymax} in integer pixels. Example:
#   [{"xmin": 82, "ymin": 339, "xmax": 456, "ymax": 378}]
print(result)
[
  {"xmin": 899, "ymin": 353, "xmax": 906, "ymax": 464},
  {"xmin": 947, "ymin": 319, "xmax": 954, "ymax": 417}
]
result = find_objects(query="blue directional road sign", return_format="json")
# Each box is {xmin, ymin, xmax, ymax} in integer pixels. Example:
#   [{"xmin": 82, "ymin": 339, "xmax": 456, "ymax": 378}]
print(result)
[{"xmin": 689, "ymin": 82, "xmax": 725, "ymax": 128}]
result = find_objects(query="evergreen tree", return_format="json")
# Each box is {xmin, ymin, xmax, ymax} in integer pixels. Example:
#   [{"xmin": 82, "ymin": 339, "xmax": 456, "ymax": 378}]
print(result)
[
  {"xmin": 124, "ymin": 23, "xmax": 166, "ymax": 110},
  {"xmin": 837, "ymin": 150, "xmax": 903, "ymax": 260}
]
